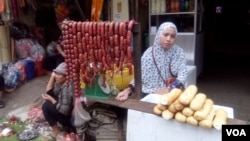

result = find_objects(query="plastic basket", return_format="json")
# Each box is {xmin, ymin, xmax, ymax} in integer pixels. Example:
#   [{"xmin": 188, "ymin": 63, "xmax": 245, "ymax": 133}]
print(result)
[
  {"xmin": 105, "ymin": 66, "xmax": 134, "ymax": 91},
  {"xmin": 83, "ymin": 65, "xmax": 134, "ymax": 99},
  {"xmin": 84, "ymin": 77, "xmax": 111, "ymax": 99}
]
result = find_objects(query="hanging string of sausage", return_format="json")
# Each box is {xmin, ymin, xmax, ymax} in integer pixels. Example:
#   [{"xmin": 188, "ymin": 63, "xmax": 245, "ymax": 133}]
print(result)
[{"xmin": 61, "ymin": 20, "xmax": 135, "ymax": 97}]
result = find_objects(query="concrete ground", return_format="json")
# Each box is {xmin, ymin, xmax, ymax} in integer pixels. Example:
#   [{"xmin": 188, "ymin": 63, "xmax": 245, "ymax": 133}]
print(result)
[{"xmin": 0, "ymin": 73, "xmax": 50, "ymax": 119}]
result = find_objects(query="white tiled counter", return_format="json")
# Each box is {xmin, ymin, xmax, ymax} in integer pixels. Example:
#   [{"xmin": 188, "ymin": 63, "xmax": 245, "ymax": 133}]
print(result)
[{"xmin": 127, "ymin": 94, "xmax": 234, "ymax": 141}]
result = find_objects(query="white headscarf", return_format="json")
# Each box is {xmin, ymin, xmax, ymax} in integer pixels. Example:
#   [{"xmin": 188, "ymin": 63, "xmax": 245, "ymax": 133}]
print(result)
[
  {"xmin": 153, "ymin": 22, "xmax": 178, "ymax": 48},
  {"xmin": 139, "ymin": 21, "xmax": 187, "ymax": 93}
]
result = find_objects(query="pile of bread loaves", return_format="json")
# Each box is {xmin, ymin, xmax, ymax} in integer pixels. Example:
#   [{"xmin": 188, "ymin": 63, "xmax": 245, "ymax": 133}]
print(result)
[{"xmin": 153, "ymin": 85, "xmax": 227, "ymax": 130}]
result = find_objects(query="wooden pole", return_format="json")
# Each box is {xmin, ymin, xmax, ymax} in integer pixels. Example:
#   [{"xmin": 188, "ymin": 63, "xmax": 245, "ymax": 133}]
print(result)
[{"xmin": 132, "ymin": 23, "xmax": 142, "ymax": 99}]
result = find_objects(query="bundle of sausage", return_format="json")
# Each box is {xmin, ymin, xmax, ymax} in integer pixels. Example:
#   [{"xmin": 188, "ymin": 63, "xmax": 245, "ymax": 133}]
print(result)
[
  {"xmin": 153, "ymin": 85, "xmax": 228, "ymax": 130},
  {"xmin": 61, "ymin": 20, "xmax": 136, "ymax": 97}
]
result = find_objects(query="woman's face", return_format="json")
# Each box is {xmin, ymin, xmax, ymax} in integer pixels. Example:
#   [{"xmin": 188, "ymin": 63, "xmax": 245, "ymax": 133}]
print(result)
[
  {"xmin": 159, "ymin": 27, "xmax": 177, "ymax": 49},
  {"xmin": 54, "ymin": 72, "xmax": 66, "ymax": 84}
]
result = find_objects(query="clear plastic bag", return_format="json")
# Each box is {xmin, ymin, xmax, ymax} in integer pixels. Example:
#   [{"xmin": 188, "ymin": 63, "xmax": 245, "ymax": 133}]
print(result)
[
  {"xmin": 3, "ymin": 64, "xmax": 21, "ymax": 89},
  {"xmin": 29, "ymin": 40, "xmax": 45, "ymax": 60},
  {"xmin": 73, "ymin": 97, "xmax": 91, "ymax": 127}
]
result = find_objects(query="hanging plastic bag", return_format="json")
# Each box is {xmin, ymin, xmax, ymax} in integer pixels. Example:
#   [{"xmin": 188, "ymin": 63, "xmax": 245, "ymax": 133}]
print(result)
[
  {"xmin": 15, "ymin": 38, "xmax": 35, "ymax": 59},
  {"xmin": 14, "ymin": 60, "xmax": 26, "ymax": 82},
  {"xmin": 86, "ymin": 103, "xmax": 118, "ymax": 128},
  {"xmin": 29, "ymin": 40, "xmax": 45, "ymax": 60},
  {"xmin": 91, "ymin": 0, "xmax": 104, "ymax": 21},
  {"xmin": 73, "ymin": 97, "xmax": 91, "ymax": 127},
  {"xmin": 3, "ymin": 63, "xmax": 21, "ymax": 90}
]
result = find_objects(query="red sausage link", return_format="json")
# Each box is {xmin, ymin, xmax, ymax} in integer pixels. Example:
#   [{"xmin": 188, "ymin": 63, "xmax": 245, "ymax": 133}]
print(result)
[
  {"xmin": 119, "ymin": 22, "xmax": 125, "ymax": 36},
  {"xmin": 81, "ymin": 22, "xmax": 85, "ymax": 33},
  {"xmin": 93, "ymin": 22, "xmax": 97, "ymax": 35},
  {"xmin": 127, "ymin": 30, "xmax": 132, "ymax": 45},
  {"xmin": 120, "ymin": 36, "xmax": 124, "ymax": 50},
  {"xmin": 104, "ymin": 22, "xmax": 109, "ymax": 38},
  {"xmin": 77, "ymin": 22, "xmax": 81, "ymax": 32},
  {"xmin": 101, "ymin": 22, "xmax": 105, "ymax": 36},
  {"xmin": 114, "ymin": 35, "xmax": 119, "ymax": 46},
  {"xmin": 77, "ymin": 32, "xmax": 81, "ymax": 42},
  {"xmin": 109, "ymin": 21, "xmax": 115, "ymax": 35},
  {"xmin": 89, "ymin": 22, "xmax": 93, "ymax": 36},
  {"xmin": 128, "ymin": 19, "xmax": 135, "ymax": 31},
  {"xmin": 72, "ymin": 22, "xmax": 77, "ymax": 34},
  {"xmin": 114, "ymin": 22, "xmax": 119, "ymax": 35}
]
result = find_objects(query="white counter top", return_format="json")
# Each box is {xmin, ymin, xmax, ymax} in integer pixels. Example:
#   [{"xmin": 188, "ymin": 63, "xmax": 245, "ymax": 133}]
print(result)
[{"xmin": 127, "ymin": 94, "xmax": 234, "ymax": 141}]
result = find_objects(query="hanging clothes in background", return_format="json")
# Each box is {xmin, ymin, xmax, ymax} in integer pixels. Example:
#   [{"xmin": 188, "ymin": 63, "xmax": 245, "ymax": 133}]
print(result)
[
  {"xmin": 55, "ymin": 1, "xmax": 69, "ymax": 23},
  {"xmin": 91, "ymin": 0, "xmax": 104, "ymax": 21},
  {"xmin": 0, "ymin": 20, "xmax": 11, "ymax": 63},
  {"xmin": 0, "ymin": 0, "xmax": 11, "ymax": 21},
  {"xmin": 0, "ymin": 0, "xmax": 5, "ymax": 14},
  {"xmin": 6, "ymin": 0, "xmax": 27, "ymax": 21},
  {"xmin": 9, "ymin": 0, "xmax": 18, "ymax": 20}
]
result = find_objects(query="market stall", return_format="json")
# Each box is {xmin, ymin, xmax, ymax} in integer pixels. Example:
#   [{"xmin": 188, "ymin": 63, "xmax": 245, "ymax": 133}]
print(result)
[
  {"xmin": 58, "ymin": 15, "xmax": 248, "ymax": 141},
  {"xmin": 90, "ymin": 92, "xmax": 247, "ymax": 141}
]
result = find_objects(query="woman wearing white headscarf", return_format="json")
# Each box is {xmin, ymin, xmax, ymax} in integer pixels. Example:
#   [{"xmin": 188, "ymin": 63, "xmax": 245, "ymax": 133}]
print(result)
[{"xmin": 115, "ymin": 22, "xmax": 188, "ymax": 101}]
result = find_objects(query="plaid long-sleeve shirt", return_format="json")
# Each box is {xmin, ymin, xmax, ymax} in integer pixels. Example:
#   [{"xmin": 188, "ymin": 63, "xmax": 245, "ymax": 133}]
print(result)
[{"xmin": 52, "ymin": 82, "xmax": 74, "ymax": 116}]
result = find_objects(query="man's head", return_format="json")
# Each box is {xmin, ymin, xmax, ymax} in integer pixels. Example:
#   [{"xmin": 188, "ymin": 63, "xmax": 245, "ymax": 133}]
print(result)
[{"xmin": 53, "ymin": 62, "xmax": 66, "ymax": 84}]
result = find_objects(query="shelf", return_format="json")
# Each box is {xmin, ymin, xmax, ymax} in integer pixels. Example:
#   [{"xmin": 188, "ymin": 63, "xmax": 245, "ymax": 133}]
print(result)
[
  {"xmin": 148, "ymin": 0, "xmax": 204, "ymax": 77},
  {"xmin": 150, "ymin": 11, "xmax": 195, "ymax": 15},
  {"xmin": 150, "ymin": 32, "xmax": 195, "ymax": 36},
  {"xmin": 150, "ymin": 14, "xmax": 195, "ymax": 32}
]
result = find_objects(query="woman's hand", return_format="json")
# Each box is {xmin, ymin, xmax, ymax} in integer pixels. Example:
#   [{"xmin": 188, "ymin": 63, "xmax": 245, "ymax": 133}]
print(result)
[
  {"xmin": 42, "ymin": 94, "xmax": 56, "ymax": 104},
  {"xmin": 49, "ymin": 72, "xmax": 56, "ymax": 81},
  {"xmin": 154, "ymin": 87, "xmax": 169, "ymax": 94},
  {"xmin": 51, "ymin": 72, "xmax": 56, "ymax": 78},
  {"xmin": 115, "ymin": 88, "xmax": 131, "ymax": 101},
  {"xmin": 56, "ymin": 44, "xmax": 66, "ymax": 57},
  {"xmin": 46, "ymin": 72, "xmax": 56, "ymax": 91}
]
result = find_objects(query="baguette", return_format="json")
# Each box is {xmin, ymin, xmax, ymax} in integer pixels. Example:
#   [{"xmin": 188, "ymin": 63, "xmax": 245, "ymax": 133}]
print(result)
[
  {"xmin": 162, "ymin": 109, "xmax": 175, "ymax": 120},
  {"xmin": 182, "ymin": 107, "xmax": 194, "ymax": 117},
  {"xmin": 179, "ymin": 85, "xmax": 198, "ymax": 105},
  {"xmin": 153, "ymin": 105, "xmax": 163, "ymax": 115},
  {"xmin": 160, "ymin": 88, "xmax": 182, "ymax": 105},
  {"xmin": 194, "ymin": 99, "xmax": 214, "ymax": 121},
  {"xmin": 199, "ymin": 108, "xmax": 215, "ymax": 128},
  {"xmin": 175, "ymin": 112, "xmax": 187, "ymax": 122},
  {"xmin": 190, "ymin": 93, "xmax": 207, "ymax": 111},
  {"xmin": 187, "ymin": 116, "xmax": 198, "ymax": 126},
  {"xmin": 157, "ymin": 103, "xmax": 168, "ymax": 111},
  {"xmin": 213, "ymin": 108, "xmax": 227, "ymax": 130}
]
